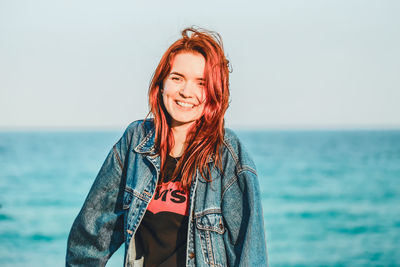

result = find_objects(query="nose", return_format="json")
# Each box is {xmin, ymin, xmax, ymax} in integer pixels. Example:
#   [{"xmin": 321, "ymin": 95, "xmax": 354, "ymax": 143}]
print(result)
[{"xmin": 179, "ymin": 81, "xmax": 194, "ymax": 98}]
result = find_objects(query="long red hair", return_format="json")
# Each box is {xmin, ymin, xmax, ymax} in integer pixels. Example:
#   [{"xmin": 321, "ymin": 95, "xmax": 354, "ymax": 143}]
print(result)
[{"xmin": 148, "ymin": 27, "xmax": 230, "ymax": 189}]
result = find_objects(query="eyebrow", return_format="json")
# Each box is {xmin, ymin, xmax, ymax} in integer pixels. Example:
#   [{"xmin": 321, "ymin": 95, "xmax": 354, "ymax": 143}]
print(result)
[{"xmin": 170, "ymin": 71, "xmax": 205, "ymax": 81}]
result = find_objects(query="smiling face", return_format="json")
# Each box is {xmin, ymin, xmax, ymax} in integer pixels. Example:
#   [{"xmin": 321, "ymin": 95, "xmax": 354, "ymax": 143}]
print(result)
[{"xmin": 162, "ymin": 52, "xmax": 206, "ymax": 128}]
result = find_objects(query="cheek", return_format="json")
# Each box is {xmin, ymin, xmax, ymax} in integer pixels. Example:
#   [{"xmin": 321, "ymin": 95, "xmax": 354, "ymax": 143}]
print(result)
[
  {"xmin": 196, "ymin": 88, "xmax": 206, "ymax": 103},
  {"xmin": 198, "ymin": 101, "xmax": 206, "ymax": 115},
  {"xmin": 162, "ymin": 84, "xmax": 173, "ymax": 102},
  {"xmin": 162, "ymin": 93, "xmax": 167, "ymax": 107},
  {"xmin": 163, "ymin": 81, "xmax": 178, "ymax": 97}
]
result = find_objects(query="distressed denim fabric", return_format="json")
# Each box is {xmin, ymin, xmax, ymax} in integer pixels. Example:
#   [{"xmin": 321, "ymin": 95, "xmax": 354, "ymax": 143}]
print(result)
[{"xmin": 66, "ymin": 120, "xmax": 268, "ymax": 267}]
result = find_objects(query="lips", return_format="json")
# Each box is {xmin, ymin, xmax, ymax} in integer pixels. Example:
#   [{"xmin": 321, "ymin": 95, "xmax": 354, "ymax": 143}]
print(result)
[{"xmin": 176, "ymin": 100, "xmax": 195, "ymax": 108}]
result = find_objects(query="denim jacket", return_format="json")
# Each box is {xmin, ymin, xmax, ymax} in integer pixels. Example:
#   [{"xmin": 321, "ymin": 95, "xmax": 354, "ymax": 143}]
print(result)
[{"xmin": 66, "ymin": 120, "xmax": 268, "ymax": 267}]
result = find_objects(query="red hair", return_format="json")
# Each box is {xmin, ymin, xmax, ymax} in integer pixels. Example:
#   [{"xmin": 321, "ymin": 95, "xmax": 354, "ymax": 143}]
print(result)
[{"xmin": 148, "ymin": 27, "xmax": 230, "ymax": 189}]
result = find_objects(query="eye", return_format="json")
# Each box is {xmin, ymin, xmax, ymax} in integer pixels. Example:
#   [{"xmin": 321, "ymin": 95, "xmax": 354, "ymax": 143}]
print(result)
[
  {"xmin": 170, "ymin": 75, "xmax": 182, "ymax": 82},
  {"xmin": 198, "ymin": 81, "xmax": 205, "ymax": 87}
]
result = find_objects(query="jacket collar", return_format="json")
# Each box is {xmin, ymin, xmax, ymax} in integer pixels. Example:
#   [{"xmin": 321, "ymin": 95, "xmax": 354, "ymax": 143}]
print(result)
[
  {"xmin": 133, "ymin": 124, "xmax": 214, "ymax": 163},
  {"xmin": 134, "ymin": 128, "xmax": 156, "ymax": 155}
]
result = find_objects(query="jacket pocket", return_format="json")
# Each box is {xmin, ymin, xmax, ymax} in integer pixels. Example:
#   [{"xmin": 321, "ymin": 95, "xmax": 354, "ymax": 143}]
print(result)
[
  {"xmin": 195, "ymin": 211, "xmax": 227, "ymax": 267},
  {"xmin": 123, "ymin": 187, "xmax": 134, "ymax": 210}
]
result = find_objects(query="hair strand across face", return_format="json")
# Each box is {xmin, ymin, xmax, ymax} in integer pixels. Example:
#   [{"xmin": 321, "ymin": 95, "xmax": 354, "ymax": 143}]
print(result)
[{"xmin": 147, "ymin": 27, "xmax": 230, "ymax": 189}]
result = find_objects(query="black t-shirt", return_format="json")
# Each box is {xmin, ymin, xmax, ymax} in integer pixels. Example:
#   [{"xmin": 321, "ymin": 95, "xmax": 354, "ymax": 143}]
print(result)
[{"xmin": 135, "ymin": 154, "xmax": 189, "ymax": 267}]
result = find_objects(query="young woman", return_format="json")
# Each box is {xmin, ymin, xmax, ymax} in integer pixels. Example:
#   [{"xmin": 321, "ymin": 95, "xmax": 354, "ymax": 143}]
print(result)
[{"xmin": 66, "ymin": 27, "xmax": 268, "ymax": 267}]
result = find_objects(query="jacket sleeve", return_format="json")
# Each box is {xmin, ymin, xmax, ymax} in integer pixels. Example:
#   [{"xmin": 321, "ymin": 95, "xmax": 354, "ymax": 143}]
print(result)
[
  {"xmin": 66, "ymin": 129, "xmax": 131, "ymax": 266},
  {"xmin": 222, "ymin": 168, "xmax": 268, "ymax": 267}
]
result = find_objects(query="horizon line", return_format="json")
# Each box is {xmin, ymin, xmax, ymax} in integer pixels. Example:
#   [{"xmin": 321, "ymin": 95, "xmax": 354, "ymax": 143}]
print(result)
[{"xmin": 1, "ymin": 124, "xmax": 400, "ymax": 132}]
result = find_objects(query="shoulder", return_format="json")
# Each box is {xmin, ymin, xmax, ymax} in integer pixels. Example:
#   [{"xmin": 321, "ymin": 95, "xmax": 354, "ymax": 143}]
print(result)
[
  {"xmin": 122, "ymin": 119, "xmax": 154, "ymax": 141},
  {"xmin": 124, "ymin": 119, "xmax": 154, "ymax": 136},
  {"xmin": 221, "ymin": 128, "xmax": 257, "ymax": 174},
  {"xmin": 115, "ymin": 119, "xmax": 155, "ymax": 152}
]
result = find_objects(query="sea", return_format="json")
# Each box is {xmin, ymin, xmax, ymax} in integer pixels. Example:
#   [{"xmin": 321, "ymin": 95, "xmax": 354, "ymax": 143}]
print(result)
[{"xmin": 0, "ymin": 129, "xmax": 399, "ymax": 266}]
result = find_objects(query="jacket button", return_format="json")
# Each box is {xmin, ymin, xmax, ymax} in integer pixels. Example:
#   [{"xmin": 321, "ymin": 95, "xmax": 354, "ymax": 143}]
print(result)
[{"xmin": 189, "ymin": 252, "xmax": 195, "ymax": 259}]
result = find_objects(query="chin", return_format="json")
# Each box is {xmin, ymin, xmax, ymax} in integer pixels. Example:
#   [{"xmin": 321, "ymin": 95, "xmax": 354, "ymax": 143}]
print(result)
[{"xmin": 170, "ymin": 116, "xmax": 201, "ymax": 127}]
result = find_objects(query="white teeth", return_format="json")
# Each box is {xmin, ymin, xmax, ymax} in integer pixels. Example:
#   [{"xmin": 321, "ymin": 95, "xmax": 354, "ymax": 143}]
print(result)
[{"xmin": 177, "ymin": 101, "xmax": 194, "ymax": 108}]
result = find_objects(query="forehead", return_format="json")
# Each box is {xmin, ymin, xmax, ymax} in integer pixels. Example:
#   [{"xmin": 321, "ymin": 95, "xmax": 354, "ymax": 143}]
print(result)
[{"xmin": 170, "ymin": 52, "xmax": 206, "ymax": 78}]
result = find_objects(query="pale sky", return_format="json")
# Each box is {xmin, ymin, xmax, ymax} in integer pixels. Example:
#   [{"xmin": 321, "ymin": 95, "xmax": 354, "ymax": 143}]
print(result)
[{"xmin": 1, "ymin": 0, "xmax": 399, "ymax": 129}]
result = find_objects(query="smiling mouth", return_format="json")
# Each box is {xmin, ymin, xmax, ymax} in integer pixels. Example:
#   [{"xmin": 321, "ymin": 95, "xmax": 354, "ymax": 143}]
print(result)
[{"xmin": 176, "ymin": 101, "xmax": 195, "ymax": 108}]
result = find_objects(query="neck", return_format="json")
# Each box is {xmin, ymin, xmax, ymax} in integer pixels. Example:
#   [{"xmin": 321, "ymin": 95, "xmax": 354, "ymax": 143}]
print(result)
[{"xmin": 170, "ymin": 121, "xmax": 194, "ymax": 157}]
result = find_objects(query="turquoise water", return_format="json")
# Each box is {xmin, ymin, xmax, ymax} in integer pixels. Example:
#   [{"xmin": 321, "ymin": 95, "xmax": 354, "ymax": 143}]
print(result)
[{"xmin": 0, "ymin": 130, "xmax": 399, "ymax": 266}]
